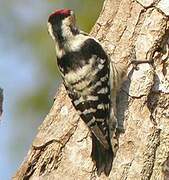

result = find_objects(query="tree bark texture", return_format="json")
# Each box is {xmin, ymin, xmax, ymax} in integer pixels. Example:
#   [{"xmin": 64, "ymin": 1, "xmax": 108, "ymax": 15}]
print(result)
[{"xmin": 14, "ymin": 0, "xmax": 169, "ymax": 179}]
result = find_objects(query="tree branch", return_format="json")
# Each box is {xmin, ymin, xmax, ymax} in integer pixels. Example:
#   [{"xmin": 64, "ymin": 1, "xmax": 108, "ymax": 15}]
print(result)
[{"xmin": 0, "ymin": 88, "xmax": 3, "ymax": 118}]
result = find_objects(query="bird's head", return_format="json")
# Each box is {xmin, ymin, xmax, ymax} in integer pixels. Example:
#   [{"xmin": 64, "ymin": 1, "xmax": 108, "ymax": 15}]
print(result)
[{"xmin": 47, "ymin": 9, "xmax": 78, "ymax": 42}]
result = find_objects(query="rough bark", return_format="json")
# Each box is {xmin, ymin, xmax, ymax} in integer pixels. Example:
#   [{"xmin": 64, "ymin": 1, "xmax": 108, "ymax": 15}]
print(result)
[{"xmin": 14, "ymin": 0, "xmax": 169, "ymax": 179}]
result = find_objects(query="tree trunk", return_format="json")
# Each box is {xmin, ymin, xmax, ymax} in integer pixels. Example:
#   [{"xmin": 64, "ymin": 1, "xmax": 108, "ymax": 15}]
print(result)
[{"xmin": 14, "ymin": 0, "xmax": 169, "ymax": 179}]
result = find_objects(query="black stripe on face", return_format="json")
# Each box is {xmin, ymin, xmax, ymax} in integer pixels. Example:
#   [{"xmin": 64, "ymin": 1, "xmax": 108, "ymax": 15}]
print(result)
[
  {"xmin": 48, "ymin": 16, "xmax": 66, "ymax": 48},
  {"xmin": 49, "ymin": 15, "xmax": 78, "ymax": 48}
]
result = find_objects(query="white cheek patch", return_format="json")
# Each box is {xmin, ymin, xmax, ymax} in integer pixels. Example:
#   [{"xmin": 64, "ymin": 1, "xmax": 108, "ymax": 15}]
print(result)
[{"xmin": 47, "ymin": 23, "xmax": 55, "ymax": 40}]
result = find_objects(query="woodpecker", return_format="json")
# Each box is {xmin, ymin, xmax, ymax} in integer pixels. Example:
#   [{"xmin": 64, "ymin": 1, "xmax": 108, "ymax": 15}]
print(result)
[{"xmin": 48, "ymin": 9, "xmax": 116, "ymax": 176}]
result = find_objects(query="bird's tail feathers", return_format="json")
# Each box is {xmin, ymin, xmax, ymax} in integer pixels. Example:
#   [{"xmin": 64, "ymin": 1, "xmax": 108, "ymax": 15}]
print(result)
[{"xmin": 91, "ymin": 133, "xmax": 113, "ymax": 176}]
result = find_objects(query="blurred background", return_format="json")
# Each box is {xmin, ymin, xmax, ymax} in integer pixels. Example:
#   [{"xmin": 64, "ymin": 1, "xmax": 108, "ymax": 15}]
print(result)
[{"xmin": 0, "ymin": 0, "xmax": 104, "ymax": 179}]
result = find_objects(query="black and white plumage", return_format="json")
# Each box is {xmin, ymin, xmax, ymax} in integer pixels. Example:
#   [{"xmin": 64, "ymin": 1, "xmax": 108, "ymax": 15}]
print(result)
[{"xmin": 48, "ymin": 9, "xmax": 114, "ymax": 176}]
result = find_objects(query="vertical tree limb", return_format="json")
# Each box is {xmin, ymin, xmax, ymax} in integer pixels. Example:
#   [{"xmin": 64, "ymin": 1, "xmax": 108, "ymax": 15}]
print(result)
[{"xmin": 0, "ymin": 88, "xmax": 3, "ymax": 117}]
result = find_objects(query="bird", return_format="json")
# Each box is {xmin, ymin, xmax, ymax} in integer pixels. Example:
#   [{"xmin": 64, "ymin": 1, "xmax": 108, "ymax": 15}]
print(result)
[{"xmin": 47, "ymin": 9, "xmax": 114, "ymax": 176}]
